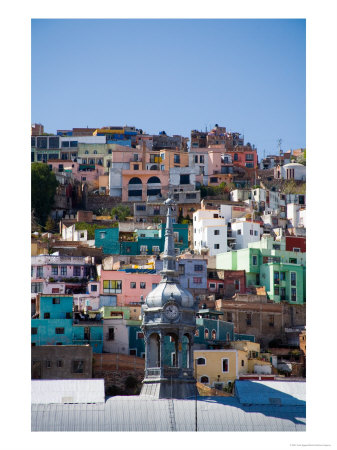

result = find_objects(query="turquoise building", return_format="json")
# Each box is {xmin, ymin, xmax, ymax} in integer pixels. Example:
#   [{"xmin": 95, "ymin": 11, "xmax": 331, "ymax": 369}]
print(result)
[
  {"xmin": 95, "ymin": 223, "xmax": 189, "ymax": 255},
  {"xmin": 216, "ymin": 235, "xmax": 306, "ymax": 304},
  {"xmin": 31, "ymin": 295, "xmax": 103, "ymax": 353}
]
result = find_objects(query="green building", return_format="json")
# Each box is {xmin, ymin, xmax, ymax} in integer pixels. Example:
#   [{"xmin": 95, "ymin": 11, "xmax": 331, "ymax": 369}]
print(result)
[
  {"xmin": 95, "ymin": 223, "xmax": 189, "ymax": 255},
  {"xmin": 216, "ymin": 235, "xmax": 306, "ymax": 304}
]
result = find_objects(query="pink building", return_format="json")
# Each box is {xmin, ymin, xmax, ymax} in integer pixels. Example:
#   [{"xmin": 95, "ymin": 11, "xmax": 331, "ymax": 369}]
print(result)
[
  {"xmin": 47, "ymin": 160, "xmax": 105, "ymax": 184},
  {"xmin": 100, "ymin": 269, "xmax": 161, "ymax": 306},
  {"xmin": 121, "ymin": 170, "xmax": 169, "ymax": 202}
]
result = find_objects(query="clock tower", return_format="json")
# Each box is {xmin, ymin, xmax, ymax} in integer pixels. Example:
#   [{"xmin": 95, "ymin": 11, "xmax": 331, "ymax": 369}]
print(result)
[{"xmin": 140, "ymin": 197, "xmax": 198, "ymax": 399}]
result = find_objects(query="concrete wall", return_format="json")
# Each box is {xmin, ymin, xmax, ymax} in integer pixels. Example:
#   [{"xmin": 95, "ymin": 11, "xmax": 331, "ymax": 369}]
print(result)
[{"xmin": 31, "ymin": 345, "xmax": 93, "ymax": 379}]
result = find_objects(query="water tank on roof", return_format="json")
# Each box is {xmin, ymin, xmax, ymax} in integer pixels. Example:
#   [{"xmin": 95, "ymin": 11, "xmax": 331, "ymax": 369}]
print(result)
[{"xmin": 159, "ymin": 131, "xmax": 167, "ymax": 135}]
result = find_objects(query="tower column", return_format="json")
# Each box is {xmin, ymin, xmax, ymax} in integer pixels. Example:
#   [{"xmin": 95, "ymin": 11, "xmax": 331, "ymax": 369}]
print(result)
[{"xmin": 159, "ymin": 331, "xmax": 165, "ymax": 378}]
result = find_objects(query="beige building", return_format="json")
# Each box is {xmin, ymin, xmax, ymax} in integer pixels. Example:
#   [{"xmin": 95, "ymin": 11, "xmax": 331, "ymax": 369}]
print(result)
[{"xmin": 194, "ymin": 341, "xmax": 272, "ymax": 389}]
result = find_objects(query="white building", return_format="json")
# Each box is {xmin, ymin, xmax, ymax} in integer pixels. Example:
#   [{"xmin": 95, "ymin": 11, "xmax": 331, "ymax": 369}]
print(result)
[
  {"xmin": 62, "ymin": 224, "xmax": 88, "ymax": 242},
  {"xmin": 287, "ymin": 203, "xmax": 306, "ymax": 229},
  {"xmin": 193, "ymin": 210, "xmax": 228, "ymax": 256},
  {"xmin": 274, "ymin": 163, "xmax": 306, "ymax": 181},
  {"xmin": 230, "ymin": 219, "xmax": 262, "ymax": 250}
]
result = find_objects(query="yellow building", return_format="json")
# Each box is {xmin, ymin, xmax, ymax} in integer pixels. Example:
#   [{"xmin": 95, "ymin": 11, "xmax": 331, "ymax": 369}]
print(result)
[{"xmin": 194, "ymin": 341, "xmax": 272, "ymax": 389}]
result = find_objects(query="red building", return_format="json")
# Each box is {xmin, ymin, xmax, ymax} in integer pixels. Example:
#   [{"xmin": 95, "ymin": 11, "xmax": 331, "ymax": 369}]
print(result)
[
  {"xmin": 208, "ymin": 270, "xmax": 246, "ymax": 298},
  {"xmin": 285, "ymin": 236, "xmax": 306, "ymax": 253}
]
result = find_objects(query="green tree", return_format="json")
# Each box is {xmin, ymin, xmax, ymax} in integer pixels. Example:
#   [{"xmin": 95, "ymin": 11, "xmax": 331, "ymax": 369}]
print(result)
[
  {"xmin": 110, "ymin": 205, "xmax": 131, "ymax": 221},
  {"xmin": 44, "ymin": 216, "xmax": 57, "ymax": 233},
  {"xmin": 31, "ymin": 163, "xmax": 58, "ymax": 226}
]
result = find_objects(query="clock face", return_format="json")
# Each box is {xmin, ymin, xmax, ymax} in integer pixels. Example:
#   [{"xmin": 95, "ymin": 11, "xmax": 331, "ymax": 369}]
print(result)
[{"xmin": 164, "ymin": 304, "xmax": 179, "ymax": 319}]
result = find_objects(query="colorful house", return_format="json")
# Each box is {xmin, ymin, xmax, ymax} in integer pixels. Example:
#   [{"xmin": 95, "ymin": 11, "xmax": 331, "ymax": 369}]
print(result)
[
  {"xmin": 216, "ymin": 235, "xmax": 306, "ymax": 304},
  {"xmin": 95, "ymin": 223, "xmax": 189, "ymax": 255},
  {"xmin": 31, "ymin": 295, "xmax": 103, "ymax": 353},
  {"xmin": 100, "ymin": 268, "xmax": 161, "ymax": 306}
]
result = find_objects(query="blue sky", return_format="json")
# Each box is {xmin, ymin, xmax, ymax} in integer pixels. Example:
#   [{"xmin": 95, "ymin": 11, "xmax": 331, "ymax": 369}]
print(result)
[{"xmin": 31, "ymin": 19, "xmax": 305, "ymax": 158}]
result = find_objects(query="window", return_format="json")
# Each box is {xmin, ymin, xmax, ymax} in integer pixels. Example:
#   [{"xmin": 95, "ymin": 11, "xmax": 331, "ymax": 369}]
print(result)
[
  {"xmin": 37, "ymin": 267, "xmax": 43, "ymax": 278},
  {"xmin": 140, "ymin": 282, "xmax": 146, "ymax": 289},
  {"xmin": 136, "ymin": 205, "xmax": 146, "ymax": 211},
  {"xmin": 84, "ymin": 326, "xmax": 90, "ymax": 340},
  {"xmin": 211, "ymin": 330, "xmax": 216, "ymax": 340},
  {"xmin": 137, "ymin": 332, "xmax": 144, "ymax": 339},
  {"xmin": 52, "ymin": 297, "xmax": 60, "ymax": 304},
  {"xmin": 91, "ymin": 284, "xmax": 97, "ymax": 292},
  {"xmin": 174, "ymin": 154, "xmax": 180, "ymax": 164},
  {"xmin": 234, "ymin": 280, "xmax": 240, "ymax": 291},
  {"xmin": 291, "ymin": 288, "xmax": 297, "ymax": 302},
  {"xmin": 133, "ymin": 164, "xmax": 139, "ymax": 170},
  {"xmin": 274, "ymin": 271, "xmax": 280, "ymax": 285},
  {"xmin": 31, "ymin": 327, "xmax": 37, "ymax": 335},
  {"xmin": 210, "ymin": 177, "xmax": 218, "ymax": 183},
  {"xmin": 234, "ymin": 153, "xmax": 238, "ymax": 161},
  {"xmin": 66, "ymin": 312, "xmax": 71, "ymax": 319},
  {"xmin": 252, "ymin": 255, "xmax": 258, "ymax": 266},
  {"xmin": 250, "ymin": 230, "xmax": 253, "ymax": 235},
  {"xmin": 178, "ymin": 264, "xmax": 185, "ymax": 275},
  {"xmin": 31, "ymin": 282, "xmax": 43, "ymax": 293},
  {"xmin": 245, "ymin": 154, "xmax": 254, "ymax": 161},
  {"xmin": 214, "ymin": 230, "xmax": 220, "ymax": 235},
  {"xmin": 108, "ymin": 328, "xmax": 115, "ymax": 340},
  {"xmin": 197, "ymin": 357, "xmax": 206, "ymax": 365},
  {"xmin": 214, "ymin": 244, "xmax": 220, "ymax": 249},
  {"xmin": 194, "ymin": 155, "xmax": 198, "ymax": 163},
  {"xmin": 227, "ymin": 312, "xmax": 233, "ymax": 322},
  {"xmin": 254, "ymin": 230, "xmax": 258, "ymax": 236},
  {"xmin": 46, "ymin": 361, "xmax": 52, "ymax": 368},
  {"xmin": 289, "ymin": 258, "xmax": 297, "ymax": 264},
  {"xmin": 193, "ymin": 277, "xmax": 202, "ymax": 284},
  {"xmin": 246, "ymin": 313, "xmax": 252, "ymax": 326},
  {"xmin": 241, "ymin": 360, "xmax": 245, "ymax": 367},
  {"xmin": 152, "ymin": 246, "xmax": 160, "ymax": 252},
  {"xmin": 194, "ymin": 264, "xmax": 203, "ymax": 272},
  {"xmin": 200, "ymin": 155, "xmax": 204, "ymax": 163},
  {"xmin": 57, "ymin": 360, "xmax": 63, "ymax": 368},
  {"xmin": 274, "ymin": 287, "xmax": 279, "ymax": 295},
  {"xmin": 160, "ymin": 164, "xmax": 165, "ymax": 171},
  {"xmin": 293, "ymin": 247, "xmax": 301, "ymax": 252},
  {"xmin": 291, "ymin": 272, "xmax": 297, "ymax": 286},
  {"xmin": 72, "ymin": 360, "xmax": 84, "ymax": 373},
  {"xmin": 268, "ymin": 315, "xmax": 274, "ymax": 327},
  {"xmin": 222, "ymin": 358, "xmax": 229, "ymax": 372},
  {"xmin": 209, "ymin": 283, "xmax": 216, "ymax": 289},
  {"xmin": 180, "ymin": 174, "xmax": 190, "ymax": 185},
  {"xmin": 237, "ymin": 229, "xmax": 242, "ymax": 235},
  {"xmin": 194, "ymin": 329, "xmax": 199, "ymax": 337},
  {"xmin": 273, "ymin": 244, "xmax": 280, "ymax": 250},
  {"xmin": 99, "ymin": 231, "xmax": 106, "ymax": 239},
  {"xmin": 60, "ymin": 266, "xmax": 67, "ymax": 276},
  {"xmin": 129, "ymin": 349, "xmax": 137, "ymax": 356},
  {"xmin": 140, "ymin": 245, "xmax": 148, "ymax": 253},
  {"xmin": 44, "ymin": 313, "xmax": 50, "ymax": 319},
  {"xmin": 200, "ymin": 376, "xmax": 209, "ymax": 384},
  {"xmin": 55, "ymin": 328, "xmax": 65, "ymax": 334},
  {"xmin": 103, "ymin": 280, "xmax": 122, "ymax": 294},
  {"xmin": 204, "ymin": 329, "xmax": 209, "ymax": 339},
  {"xmin": 130, "ymin": 282, "xmax": 136, "ymax": 289},
  {"xmin": 73, "ymin": 266, "xmax": 81, "ymax": 277}
]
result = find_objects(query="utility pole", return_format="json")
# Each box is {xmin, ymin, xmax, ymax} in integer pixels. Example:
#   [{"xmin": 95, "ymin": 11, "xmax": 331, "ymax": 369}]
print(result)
[{"xmin": 277, "ymin": 138, "xmax": 282, "ymax": 156}]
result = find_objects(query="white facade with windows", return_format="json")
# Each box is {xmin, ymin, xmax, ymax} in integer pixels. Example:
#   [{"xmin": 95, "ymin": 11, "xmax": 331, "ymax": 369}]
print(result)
[
  {"xmin": 193, "ymin": 210, "xmax": 228, "ymax": 256},
  {"xmin": 231, "ymin": 219, "xmax": 262, "ymax": 250}
]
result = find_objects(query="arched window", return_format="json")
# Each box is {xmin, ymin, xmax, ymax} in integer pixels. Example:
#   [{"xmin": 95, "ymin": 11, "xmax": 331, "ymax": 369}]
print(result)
[
  {"xmin": 194, "ymin": 329, "xmax": 199, "ymax": 337},
  {"xmin": 129, "ymin": 177, "xmax": 142, "ymax": 185},
  {"xmin": 200, "ymin": 376, "xmax": 209, "ymax": 384},
  {"xmin": 197, "ymin": 357, "xmax": 206, "ymax": 365},
  {"xmin": 147, "ymin": 176, "xmax": 161, "ymax": 197},
  {"xmin": 93, "ymin": 150, "xmax": 97, "ymax": 154},
  {"xmin": 85, "ymin": 151, "xmax": 89, "ymax": 154},
  {"xmin": 147, "ymin": 176, "xmax": 161, "ymax": 184},
  {"xmin": 204, "ymin": 328, "xmax": 209, "ymax": 339},
  {"xmin": 211, "ymin": 329, "xmax": 216, "ymax": 340}
]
